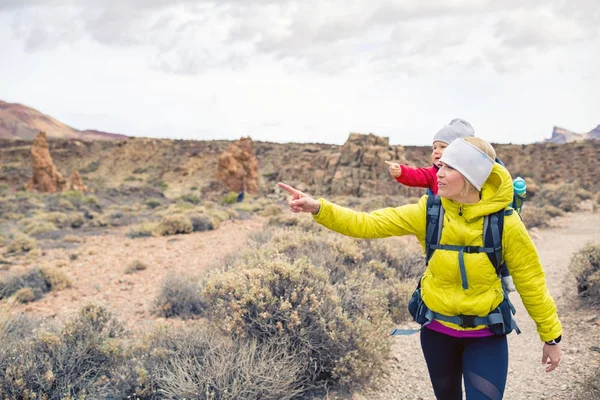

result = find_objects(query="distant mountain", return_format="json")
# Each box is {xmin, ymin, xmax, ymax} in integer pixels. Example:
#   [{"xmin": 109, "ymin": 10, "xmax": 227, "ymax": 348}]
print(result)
[
  {"xmin": 544, "ymin": 125, "xmax": 600, "ymax": 144},
  {"xmin": 0, "ymin": 100, "xmax": 128, "ymax": 141}
]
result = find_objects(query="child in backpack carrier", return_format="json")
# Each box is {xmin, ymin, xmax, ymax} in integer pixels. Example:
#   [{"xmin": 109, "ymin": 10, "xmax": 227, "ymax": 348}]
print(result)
[
  {"xmin": 386, "ymin": 122, "xmax": 518, "ymax": 293},
  {"xmin": 385, "ymin": 118, "xmax": 475, "ymax": 196}
]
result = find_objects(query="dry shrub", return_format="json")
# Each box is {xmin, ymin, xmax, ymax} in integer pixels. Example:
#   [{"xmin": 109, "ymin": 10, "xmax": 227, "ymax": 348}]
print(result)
[
  {"xmin": 576, "ymin": 370, "xmax": 600, "ymax": 400},
  {"xmin": 155, "ymin": 273, "xmax": 203, "ymax": 319},
  {"xmin": 23, "ymin": 220, "xmax": 56, "ymax": 236},
  {"xmin": 188, "ymin": 213, "xmax": 216, "ymax": 232},
  {"xmin": 0, "ymin": 304, "xmax": 124, "ymax": 399},
  {"xmin": 126, "ymin": 221, "xmax": 159, "ymax": 238},
  {"xmin": 106, "ymin": 324, "xmax": 305, "ymax": 400},
  {"xmin": 533, "ymin": 183, "xmax": 592, "ymax": 212},
  {"xmin": 199, "ymin": 257, "xmax": 392, "ymax": 389},
  {"xmin": 0, "ymin": 267, "xmax": 70, "ymax": 302},
  {"xmin": 206, "ymin": 208, "xmax": 232, "ymax": 224},
  {"xmin": 4, "ymin": 234, "xmax": 37, "ymax": 255},
  {"xmin": 14, "ymin": 287, "xmax": 36, "ymax": 303},
  {"xmin": 542, "ymin": 204, "xmax": 564, "ymax": 218},
  {"xmin": 156, "ymin": 214, "xmax": 193, "ymax": 236},
  {"xmin": 260, "ymin": 204, "xmax": 283, "ymax": 217},
  {"xmin": 125, "ymin": 260, "xmax": 148, "ymax": 274},
  {"xmin": 570, "ymin": 243, "xmax": 600, "ymax": 306},
  {"xmin": 244, "ymin": 226, "xmax": 424, "ymax": 324},
  {"xmin": 521, "ymin": 205, "xmax": 548, "ymax": 229},
  {"xmin": 146, "ymin": 198, "xmax": 162, "ymax": 209},
  {"xmin": 63, "ymin": 234, "xmax": 84, "ymax": 243},
  {"xmin": 67, "ymin": 212, "xmax": 86, "ymax": 228}
]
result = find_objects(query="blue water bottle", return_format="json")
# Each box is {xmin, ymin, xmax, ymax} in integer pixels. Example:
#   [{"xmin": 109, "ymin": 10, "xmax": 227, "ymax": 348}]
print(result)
[{"xmin": 512, "ymin": 177, "xmax": 526, "ymax": 214}]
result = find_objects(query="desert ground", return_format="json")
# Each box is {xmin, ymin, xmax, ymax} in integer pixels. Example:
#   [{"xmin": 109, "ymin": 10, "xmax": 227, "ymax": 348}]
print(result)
[{"xmin": 4, "ymin": 206, "xmax": 599, "ymax": 399}]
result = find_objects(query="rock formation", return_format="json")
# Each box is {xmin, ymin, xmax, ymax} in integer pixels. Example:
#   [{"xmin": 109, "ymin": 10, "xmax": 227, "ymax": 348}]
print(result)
[
  {"xmin": 25, "ymin": 131, "xmax": 67, "ymax": 193},
  {"xmin": 69, "ymin": 171, "xmax": 91, "ymax": 192},
  {"xmin": 545, "ymin": 125, "xmax": 600, "ymax": 144},
  {"xmin": 215, "ymin": 137, "xmax": 259, "ymax": 194}
]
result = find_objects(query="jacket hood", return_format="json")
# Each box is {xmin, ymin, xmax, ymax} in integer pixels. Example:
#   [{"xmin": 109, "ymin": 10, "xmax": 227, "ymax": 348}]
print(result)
[{"xmin": 440, "ymin": 163, "xmax": 513, "ymax": 222}]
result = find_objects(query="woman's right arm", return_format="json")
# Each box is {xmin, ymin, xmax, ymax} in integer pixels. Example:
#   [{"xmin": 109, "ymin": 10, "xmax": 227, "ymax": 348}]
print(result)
[
  {"xmin": 278, "ymin": 181, "xmax": 427, "ymax": 240},
  {"xmin": 312, "ymin": 197, "xmax": 427, "ymax": 240}
]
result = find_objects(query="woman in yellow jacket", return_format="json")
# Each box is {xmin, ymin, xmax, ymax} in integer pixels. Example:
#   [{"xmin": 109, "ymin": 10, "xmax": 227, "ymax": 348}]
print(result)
[{"xmin": 278, "ymin": 137, "xmax": 562, "ymax": 400}]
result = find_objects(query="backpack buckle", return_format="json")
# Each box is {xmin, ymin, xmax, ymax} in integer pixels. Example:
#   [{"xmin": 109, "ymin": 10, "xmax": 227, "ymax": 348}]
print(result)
[{"xmin": 460, "ymin": 315, "xmax": 477, "ymax": 328}]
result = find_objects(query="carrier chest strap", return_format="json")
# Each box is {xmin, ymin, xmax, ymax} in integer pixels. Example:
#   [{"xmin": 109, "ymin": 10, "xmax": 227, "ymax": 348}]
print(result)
[{"xmin": 429, "ymin": 244, "xmax": 500, "ymax": 290}]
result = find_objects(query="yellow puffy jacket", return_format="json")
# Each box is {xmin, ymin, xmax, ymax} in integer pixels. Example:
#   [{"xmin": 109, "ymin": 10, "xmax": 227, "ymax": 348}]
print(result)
[{"xmin": 313, "ymin": 163, "xmax": 562, "ymax": 342}]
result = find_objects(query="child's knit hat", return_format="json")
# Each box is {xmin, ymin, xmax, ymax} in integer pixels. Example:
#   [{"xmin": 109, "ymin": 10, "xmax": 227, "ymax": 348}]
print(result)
[
  {"xmin": 439, "ymin": 138, "xmax": 494, "ymax": 191},
  {"xmin": 433, "ymin": 118, "xmax": 475, "ymax": 145}
]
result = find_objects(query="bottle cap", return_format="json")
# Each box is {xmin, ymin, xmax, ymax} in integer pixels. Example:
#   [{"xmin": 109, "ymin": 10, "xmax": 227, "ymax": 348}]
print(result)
[{"xmin": 513, "ymin": 177, "xmax": 526, "ymax": 195}]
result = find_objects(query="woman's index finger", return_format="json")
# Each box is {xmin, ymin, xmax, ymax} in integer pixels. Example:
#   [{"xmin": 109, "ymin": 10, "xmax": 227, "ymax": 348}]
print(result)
[{"xmin": 277, "ymin": 182, "xmax": 300, "ymax": 197}]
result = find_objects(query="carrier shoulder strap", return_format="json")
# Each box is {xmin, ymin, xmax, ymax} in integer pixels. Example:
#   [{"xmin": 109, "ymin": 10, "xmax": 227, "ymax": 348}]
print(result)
[{"xmin": 425, "ymin": 195, "xmax": 511, "ymax": 278}]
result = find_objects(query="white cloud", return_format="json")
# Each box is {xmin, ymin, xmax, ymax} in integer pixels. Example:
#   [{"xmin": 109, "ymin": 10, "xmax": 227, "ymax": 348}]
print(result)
[{"xmin": 0, "ymin": 1, "xmax": 598, "ymax": 145}]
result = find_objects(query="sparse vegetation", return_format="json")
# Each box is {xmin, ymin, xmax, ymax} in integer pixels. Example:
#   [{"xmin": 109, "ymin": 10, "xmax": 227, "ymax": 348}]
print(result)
[
  {"xmin": 4, "ymin": 234, "xmax": 37, "ymax": 255},
  {"xmin": 0, "ymin": 304, "xmax": 124, "ymax": 399},
  {"xmin": 0, "ymin": 266, "xmax": 71, "ymax": 302},
  {"xmin": 156, "ymin": 214, "xmax": 193, "ymax": 236},
  {"xmin": 155, "ymin": 274, "xmax": 203, "ymax": 319},
  {"xmin": 570, "ymin": 243, "xmax": 600, "ymax": 306},
  {"xmin": 125, "ymin": 260, "xmax": 148, "ymax": 274},
  {"xmin": 222, "ymin": 191, "xmax": 239, "ymax": 204},
  {"xmin": 145, "ymin": 198, "xmax": 162, "ymax": 209}
]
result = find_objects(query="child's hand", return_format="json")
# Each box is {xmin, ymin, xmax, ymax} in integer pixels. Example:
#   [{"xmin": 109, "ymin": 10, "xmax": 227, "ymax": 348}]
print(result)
[{"xmin": 385, "ymin": 161, "xmax": 402, "ymax": 178}]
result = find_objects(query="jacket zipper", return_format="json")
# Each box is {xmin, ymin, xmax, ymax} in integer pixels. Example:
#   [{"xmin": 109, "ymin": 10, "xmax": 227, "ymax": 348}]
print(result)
[{"xmin": 458, "ymin": 204, "xmax": 463, "ymax": 216}]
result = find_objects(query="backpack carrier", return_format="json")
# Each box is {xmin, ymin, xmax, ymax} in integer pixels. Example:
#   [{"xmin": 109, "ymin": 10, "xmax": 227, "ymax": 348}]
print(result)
[{"xmin": 390, "ymin": 194, "xmax": 522, "ymax": 336}]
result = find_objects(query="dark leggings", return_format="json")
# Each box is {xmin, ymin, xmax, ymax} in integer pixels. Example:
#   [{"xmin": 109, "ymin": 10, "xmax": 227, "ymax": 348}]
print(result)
[{"xmin": 420, "ymin": 327, "xmax": 508, "ymax": 400}]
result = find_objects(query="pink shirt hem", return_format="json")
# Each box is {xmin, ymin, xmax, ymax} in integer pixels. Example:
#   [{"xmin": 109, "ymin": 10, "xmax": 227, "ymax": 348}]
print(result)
[{"xmin": 425, "ymin": 320, "xmax": 494, "ymax": 338}]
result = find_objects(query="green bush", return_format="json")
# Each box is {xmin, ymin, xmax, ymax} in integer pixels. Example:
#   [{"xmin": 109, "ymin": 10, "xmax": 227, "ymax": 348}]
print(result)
[
  {"xmin": 0, "ymin": 183, "xmax": 8, "ymax": 196},
  {"xmin": 570, "ymin": 243, "xmax": 600, "ymax": 306},
  {"xmin": 222, "ymin": 191, "xmax": 239, "ymax": 204}
]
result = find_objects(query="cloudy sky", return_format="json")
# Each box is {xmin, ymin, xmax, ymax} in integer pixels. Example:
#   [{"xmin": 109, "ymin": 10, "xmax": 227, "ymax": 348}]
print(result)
[{"xmin": 1, "ymin": 0, "xmax": 598, "ymax": 145}]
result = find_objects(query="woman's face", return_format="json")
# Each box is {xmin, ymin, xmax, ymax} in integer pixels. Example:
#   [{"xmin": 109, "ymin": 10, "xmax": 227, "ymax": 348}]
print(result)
[{"xmin": 436, "ymin": 162, "xmax": 466, "ymax": 200}]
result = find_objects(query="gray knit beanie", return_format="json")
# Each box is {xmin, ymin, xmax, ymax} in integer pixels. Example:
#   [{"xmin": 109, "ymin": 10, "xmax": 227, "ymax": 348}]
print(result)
[{"xmin": 433, "ymin": 118, "xmax": 475, "ymax": 145}]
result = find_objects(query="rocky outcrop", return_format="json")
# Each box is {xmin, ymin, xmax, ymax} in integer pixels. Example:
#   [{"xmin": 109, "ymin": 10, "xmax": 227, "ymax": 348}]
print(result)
[
  {"xmin": 25, "ymin": 131, "xmax": 67, "ymax": 193},
  {"xmin": 215, "ymin": 137, "xmax": 259, "ymax": 194},
  {"xmin": 269, "ymin": 133, "xmax": 407, "ymax": 196},
  {"xmin": 545, "ymin": 125, "xmax": 600, "ymax": 144},
  {"xmin": 69, "ymin": 171, "xmax": 91, "ymax": 192}
]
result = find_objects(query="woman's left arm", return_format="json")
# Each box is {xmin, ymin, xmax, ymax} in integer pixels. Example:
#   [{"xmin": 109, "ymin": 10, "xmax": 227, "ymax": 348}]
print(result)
[{"xmin": 502, "ymin": 217, "xmax": 563, "ymax": 342}]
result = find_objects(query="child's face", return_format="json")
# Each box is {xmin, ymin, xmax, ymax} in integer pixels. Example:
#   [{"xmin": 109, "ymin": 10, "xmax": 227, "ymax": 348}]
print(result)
[{"xmin": 431, "ymin": 141, "xmax": 448, "ymax": 167}]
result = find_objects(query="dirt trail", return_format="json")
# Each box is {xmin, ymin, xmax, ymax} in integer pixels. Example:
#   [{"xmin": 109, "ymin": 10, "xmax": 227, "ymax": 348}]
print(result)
[{"xmin": 360, "ymin": 211, "xmax": 600, "ymax": 400}]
